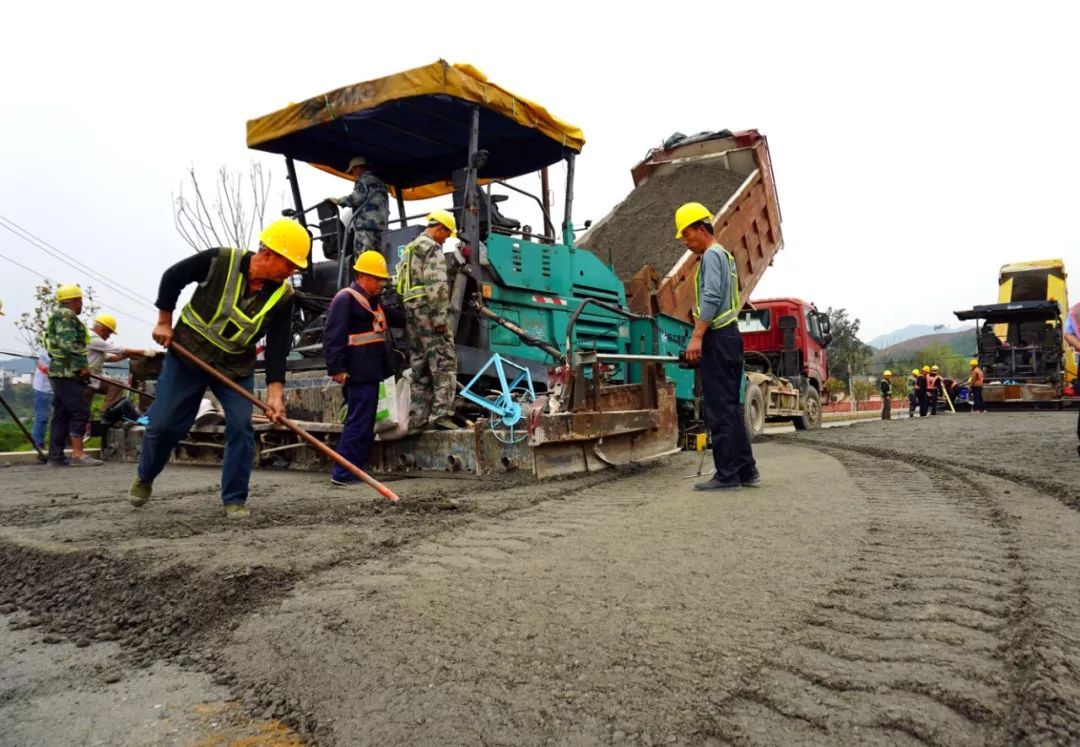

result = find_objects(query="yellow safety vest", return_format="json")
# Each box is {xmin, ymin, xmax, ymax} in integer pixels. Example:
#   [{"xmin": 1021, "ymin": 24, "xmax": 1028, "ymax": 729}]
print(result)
[
  {"xmin": 694, "ymin": 244, "xmax": 740, "ymax": 329},
  {"xmin": 179, "ymin": 248, "xmax": 292, "ymax": 355},
  {"xmin": 394, "ymin": 235, "xmax": 437, "ymax": 303}
]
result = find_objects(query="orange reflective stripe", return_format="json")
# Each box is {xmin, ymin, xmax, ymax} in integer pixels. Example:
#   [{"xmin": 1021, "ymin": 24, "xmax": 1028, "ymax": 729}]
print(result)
[{"xmin": 348, "ymin": 332, "xmax": 383, "ymax": 346}]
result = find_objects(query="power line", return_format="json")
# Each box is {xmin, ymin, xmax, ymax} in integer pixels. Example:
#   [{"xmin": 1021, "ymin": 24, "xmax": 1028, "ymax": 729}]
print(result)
[
  {"xmin": 0, "ymin": 250, "xmax": 152, "ymax": 328},
  {"xmin": 0, "ymin": 215, "xmax": 157, "ymax": 309}
]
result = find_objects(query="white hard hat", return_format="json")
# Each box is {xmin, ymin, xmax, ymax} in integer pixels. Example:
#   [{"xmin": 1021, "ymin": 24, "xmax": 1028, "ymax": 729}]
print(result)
[{"xmin": 348, "ymin": 156, "xmax": 368, "ymax": 170}]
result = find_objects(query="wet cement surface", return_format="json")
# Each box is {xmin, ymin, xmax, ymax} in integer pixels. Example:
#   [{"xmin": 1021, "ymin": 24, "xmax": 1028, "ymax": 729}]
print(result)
[{"xmin": 2, "ymin": 412, "xmax": 1080, "ymax": 744}]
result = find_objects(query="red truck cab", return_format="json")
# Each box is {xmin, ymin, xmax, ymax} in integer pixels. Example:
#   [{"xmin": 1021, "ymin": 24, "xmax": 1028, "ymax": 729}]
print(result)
[{"xmin": 737, "ymin": 298, "xmax": 831, "ymax": 394}]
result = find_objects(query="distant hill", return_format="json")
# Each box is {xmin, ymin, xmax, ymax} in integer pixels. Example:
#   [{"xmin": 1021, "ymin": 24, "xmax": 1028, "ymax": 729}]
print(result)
[
  {"xmin": 873, "ymin": 330, "xmax": 976, "ymax": 360},
  {"xmin": 0, "ymin": 357, "xmax": 36, "ymax": 375},
  {"xmin": 869, "ymin": 324, "xmax": 967, "ymax": 350}
]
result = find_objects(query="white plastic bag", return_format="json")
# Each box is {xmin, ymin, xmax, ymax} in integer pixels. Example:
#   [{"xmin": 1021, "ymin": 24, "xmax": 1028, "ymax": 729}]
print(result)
[
  {"xmin": 375, "ymin": 371, "xmax": 411, "ymax": 441},
  {"xmin": 373, "ymin": 375, "xmax": 398, "ymax": 433}
]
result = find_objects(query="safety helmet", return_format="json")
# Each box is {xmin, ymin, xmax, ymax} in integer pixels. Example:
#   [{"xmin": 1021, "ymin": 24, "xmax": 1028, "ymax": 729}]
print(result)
[
  {"xmin": 353, "ymin": 250, "xmax": 390, "ymax": 279},
  {"xmin": 674, "ymin": 202, "xmax": 713, "ymax": 239},
  {"xmin": 426, "ymin": 209, "xmax": 457, "ymax": 237},
  {"xmin": 931, "ymin": 365, "xmax": 940, "ymax": 373},
  {"xmin": 969, "ymin": 358, "xmax": 979, "ymax": 367},
  {"xmin": 911, "ymin": 369, "xmax": 920, "ymax": 376},
  {"xmin": 921, "ymin": 365, "xmax": 931, "ymax": 373},
  {"xmin": 56, "ymin": 284, "xmax": 83, "ymax": 302},
  {"xmin": 883, "ymin": 370, "xmax": 892, "ymax": 377},
  {"xmin": 259, "ymin": 219, "xmax": 311, "ymax": 270},
  {"xmin": 94, "ymin": 313, "xmax": 118, "ymax": 333},
  {"xmin": 347, "ymin": 156, "xmax": 368, "ymax": 170}
]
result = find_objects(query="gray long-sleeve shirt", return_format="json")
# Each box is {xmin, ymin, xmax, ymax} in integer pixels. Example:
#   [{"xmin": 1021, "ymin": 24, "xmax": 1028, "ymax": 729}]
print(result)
[{"xmin": 697, "ymin": 244, "xmax": 735, "ymax": 323}]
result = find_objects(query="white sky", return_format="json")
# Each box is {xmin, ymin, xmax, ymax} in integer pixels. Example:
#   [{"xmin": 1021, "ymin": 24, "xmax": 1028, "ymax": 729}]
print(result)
[{"xmin": 2, "ymin": 0, "xmax": 1078, "ymax": 355}]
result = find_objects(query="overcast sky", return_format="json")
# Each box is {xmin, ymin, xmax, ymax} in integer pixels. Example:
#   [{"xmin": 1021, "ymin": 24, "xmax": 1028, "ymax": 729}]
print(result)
[{"xmin": 2, "ymin": 0, "xmax": 1078, "ymax": 356}]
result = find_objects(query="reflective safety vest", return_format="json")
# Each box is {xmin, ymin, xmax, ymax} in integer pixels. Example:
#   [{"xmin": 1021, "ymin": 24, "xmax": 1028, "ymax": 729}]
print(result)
[
  {"xmin": 694, "ymin": 244, "xmax": 740, "ymax": 329},
  {"xmin": 394, "ymin": 236, "xmax": 436, "ymax": 303},
  {"xmin": 342, "ymin": 287, "xmax": 387, "ymax": 347},
  {"xmin": 926, "ymin": 373, "xmax": 939, "ymax": 391},
  {"xmin": 179, "ymin": 248, "xmax": 292, "ymax": 355}
]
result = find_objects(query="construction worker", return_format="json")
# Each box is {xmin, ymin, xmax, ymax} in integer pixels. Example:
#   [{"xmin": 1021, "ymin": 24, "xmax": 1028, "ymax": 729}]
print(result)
[
  {"xmin": 927, "ymin": 364, "xmax": 942, "ymax": 415},
  {"xmin": 31, "ymin": 347, "xmax": 52, "ymax": 450},
  {"xmin": 880, "ymin": 370, "xmax": 893, "ymax": 420},
  {"xmin": 676, "ymin": 202, "xmax": 758, "ymax": 490},
  {"xmin": 968, "ymin": 358, "xmax": 985, "ymax": 413},
  {"xmin": 918, "ymin": 365, "xmax": 931, "ymax": 416},
  {"xmin": 85, "ymin": 314, "xmax": 155, "ymax": 413},
  {"xmin": 396, "ymin": 209, "xmax": 459, "ymax": 431},
  {"xmin": 129, "ymin": 219, "xmax": 311, "ymax": 519},
  {"xmin": 323, "ymin": 251, "xmax": 404, "ymax": 486},
  {"xmin": 330, "ymin": 156, "xmax": 389, "ymax": 264},
  {"xmin": 42, "ymin": 284, "xmax": 102, "ymax": 466},
  {"xmin": 1063, "ymin": 301, "xmax": 1080, "ymax": 454},
  {"xmin": 907, "ymin": 369, "xmax": 920, "ymax": 419}
]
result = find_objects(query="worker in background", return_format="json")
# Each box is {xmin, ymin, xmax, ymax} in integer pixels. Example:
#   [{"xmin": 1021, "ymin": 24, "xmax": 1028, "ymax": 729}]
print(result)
[
  {"xmin": 330, "ymin": 156, "xmax": 389, "ymax": 265},
  {"xmin": 43, "ymin": 284, "xmax": 102, "ymax": 466},
  {"xmin": 395, "ymin": 210, "xmax": 459, "ymax": 431},
  {"xmin": 880, "ymin": 370, "xmax": 893, "ymax": 420},
  {"xmin": 968, "ymin": 358, "xmax": 985, "ymax": 414},
  {"xmin": 324, "ymin": 251, "xmax": 404, "ymax": 487},
  {"xmin": 918, "ymin": 365, "xmax": 931, "ymax": 416},
  {"xmin": 927, "ymin": 364, "xmax": 942, "ymax": 414},
  {"xmin": 907, "ymin": 368, "xmax": 920, "ymax": 419},
  {"xmin": 676, "ymin": 202, "xmax": 758, "ymax": 491},
  {"xmin": 129, "ymin": 219, "xmax": 311, "ymax": 519},
  {"xmin": 85, "ymin": 314, "xmax": 156, "ymax": 413},
  {"xmin": 1063, "ymin": 301, "xmax": 1080, "ymax": 456}
]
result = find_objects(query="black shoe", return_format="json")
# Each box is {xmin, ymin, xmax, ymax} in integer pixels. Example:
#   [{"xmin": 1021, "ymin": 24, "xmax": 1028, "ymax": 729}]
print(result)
[
  {"xmin": 740, "ymin": 468, "xmax": 762, "ymax": 487},
  {"xmin": 47, "ymin": 458, "xmax": 69, "ymax": 468},
  {"xmin": 694, "ymin": 477, "xmax": 741, "ymax": 491}
]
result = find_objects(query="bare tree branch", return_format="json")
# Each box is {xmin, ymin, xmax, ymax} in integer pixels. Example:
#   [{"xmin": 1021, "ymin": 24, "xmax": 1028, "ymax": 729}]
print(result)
[{"xmin": 173, "ymin": 163, "xmax": 274, "ymax": 252}]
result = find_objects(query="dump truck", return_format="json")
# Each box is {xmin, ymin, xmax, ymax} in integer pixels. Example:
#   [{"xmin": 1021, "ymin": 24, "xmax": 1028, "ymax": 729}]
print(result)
[{"xmin": 584, "ymin": 131, "xmax": 824, "ymax": 438}]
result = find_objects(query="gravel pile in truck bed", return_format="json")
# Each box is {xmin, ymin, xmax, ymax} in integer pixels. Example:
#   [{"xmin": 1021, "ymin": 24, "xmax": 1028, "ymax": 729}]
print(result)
[{"xmin": 579, "ymin": 160, "xmax": 747, "ymax": 280}]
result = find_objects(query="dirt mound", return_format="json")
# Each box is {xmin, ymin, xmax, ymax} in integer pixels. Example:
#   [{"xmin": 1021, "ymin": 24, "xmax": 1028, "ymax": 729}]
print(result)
[{"xmin": 579, "ymin": 160, "xmax": 746, "ymax": 280}]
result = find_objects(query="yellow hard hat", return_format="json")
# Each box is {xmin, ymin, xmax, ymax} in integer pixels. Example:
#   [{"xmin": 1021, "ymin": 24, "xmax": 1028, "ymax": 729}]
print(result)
[
  {"xmin": 883, "ymin": 370, "xmax": 892, "ymax": 377},
  {"xmin": 921, "ymin": 365, "xmax": 931, "ymax": 373},
  {"xmin": 426, "ymin": 209, "xmax": 457, "ymax": 237},
  {"xmin": 931, "ymin": 365, "xmax": 940, "ymax": 372},
  {"xmin": 94, "ymin": 313, "xmax": 118, "ymax": 333},
  {"xmin": 969, "ymin": 358, "xmax": 979, "ymax": 367},
  {"xmin": 674, "ymin": 202, "xmax": 713, "ymax": 239},
  {"xmin": 353, "ymin": 250, "xmax": 389, "ymax": 279},
  {"xmin": 259, "ymin": 219, "xmax": 311, "ymax": 270},
  {"xmin": 911, "ymin": 369, "xmax": 920, "ymax": 376},
  {"xmin": 56, "ymin": 284, "xmax": 83, "ymax": 301}
]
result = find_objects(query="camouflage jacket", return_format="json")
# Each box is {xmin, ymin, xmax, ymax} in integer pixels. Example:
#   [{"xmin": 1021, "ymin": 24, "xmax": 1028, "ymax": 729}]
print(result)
[
  {"xmin": 400, "ymin": 233, "xmax": 450, "ymax": 324},
  {"xmin": 43, "ymin": 306, "xmax": 89, "ymax": 378},
  {"xmin": 339, "ymin": 171, "xmax": 389, "ymax": 233}
]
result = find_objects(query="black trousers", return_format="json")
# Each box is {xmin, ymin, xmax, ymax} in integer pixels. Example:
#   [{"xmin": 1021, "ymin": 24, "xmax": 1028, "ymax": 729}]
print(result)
[
  {"xmin": 918, "ymin": 392, "xmax": 929, "ymax": 417},
  {"xmin": 701, "ymin": 324, "xmax": 756, "ymax": 482},
  {"xmin": 47, "ymin": 377, "xmax": 90, "ymax": 461},
  {"xmin": 972, "ymin": 386, "xmax": 984, "ymax": 412},
  {"xmin": 929, "ymin": 391, "xmax": 939, "ymax": 415}
]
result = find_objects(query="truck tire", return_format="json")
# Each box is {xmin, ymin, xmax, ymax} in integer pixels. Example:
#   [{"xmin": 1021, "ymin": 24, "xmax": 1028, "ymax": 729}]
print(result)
[
  {"xmin": 793, "ymin": 388, "xmax": 822, "ymax": 430},
  {"xmin": 744, "ymin": 382, "xmax": 766, "ymax": 441}
]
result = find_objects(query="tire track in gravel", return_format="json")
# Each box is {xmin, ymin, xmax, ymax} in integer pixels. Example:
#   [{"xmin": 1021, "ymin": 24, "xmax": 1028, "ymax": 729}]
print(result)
[{"xmin": 701, "ymin": 447, "xmax": 1022, "ymax": 746}]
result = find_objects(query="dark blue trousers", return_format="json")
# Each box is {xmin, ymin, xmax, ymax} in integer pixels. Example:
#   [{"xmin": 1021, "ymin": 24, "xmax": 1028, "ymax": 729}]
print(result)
[
  {"xmin": 333, "ymin": 381, "xmax": 379, "ymax": 482},
  {"xmin": 701, "ymin": 325, "xmax": 757, "ymax": 483}
]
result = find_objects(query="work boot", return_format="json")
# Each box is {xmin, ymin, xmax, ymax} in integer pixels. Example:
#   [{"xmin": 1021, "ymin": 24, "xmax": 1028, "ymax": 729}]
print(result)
[
  {"xmin": 432, "ymin": 416, "xmax": 459, "ymax": 431},
  {"xmin": 224, "ymin": 504, "xmax": 250, "ymax": 520},
  {"xmin": 694, "ymin": 476, "xmax": 741, "ymax": 491},
  {"xmin": 70, "ymin": 455, "xmax": 104, "ymax": 467},
  {"xmin": 740, "ymin": 468, "xmax": 762, "ymax": 487},
  {"xmin": 47, "ymin": 458, "xmax": 69, "ymax": 468},
  {"xmin": 129, "ymin": 478, "xmax": 153, "ymax": 507},
  {"xmin": 330, "ymin": 478, "xmax": 356, "ymax": 488}
]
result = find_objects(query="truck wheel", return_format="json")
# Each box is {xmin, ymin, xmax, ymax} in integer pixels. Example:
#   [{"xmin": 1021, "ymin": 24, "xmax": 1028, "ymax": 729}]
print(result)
[
  {"xmin": 793, "ymin": 388, "xmax": 822, "ymax": 430},
  {"xmin": 744, "ymin": 382, "xmax": 766, "ymax": 441}
]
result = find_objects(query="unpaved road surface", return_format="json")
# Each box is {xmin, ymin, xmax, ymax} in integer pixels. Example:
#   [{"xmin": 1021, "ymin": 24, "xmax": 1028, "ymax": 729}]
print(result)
[{"xmin": 2, "ymin": 411, "xmax": 1080, "ymax": 745}]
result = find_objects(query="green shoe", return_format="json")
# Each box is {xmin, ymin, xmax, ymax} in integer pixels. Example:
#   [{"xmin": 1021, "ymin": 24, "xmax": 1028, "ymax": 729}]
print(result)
[
  {"xmin": 128, "ymin": 478, "xmax": 153, "ymax": 507},
  {"xmin": 224, "ymin": 504, "xmax": 250, "ymax": 520}
]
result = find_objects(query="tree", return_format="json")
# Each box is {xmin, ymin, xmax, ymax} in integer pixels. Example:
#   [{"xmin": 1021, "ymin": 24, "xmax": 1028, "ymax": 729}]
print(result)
[
  {"xmin": 825, "ymin": 377, "xmax": 846, "ymax": 399},
  {"xmin": 852, "ymin": 379, "xmax": 874, "ymax": 403},
  {"xmin": 826, "ymin": 307, "xmax": 873, "ymax": 383},
  {"xmin": 173, "ymin": 162, "xmax": 273, "ymax": 253},
  {"xmin": 13, "ymin": 280, "xmax": 99, "ymax": 352}
]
